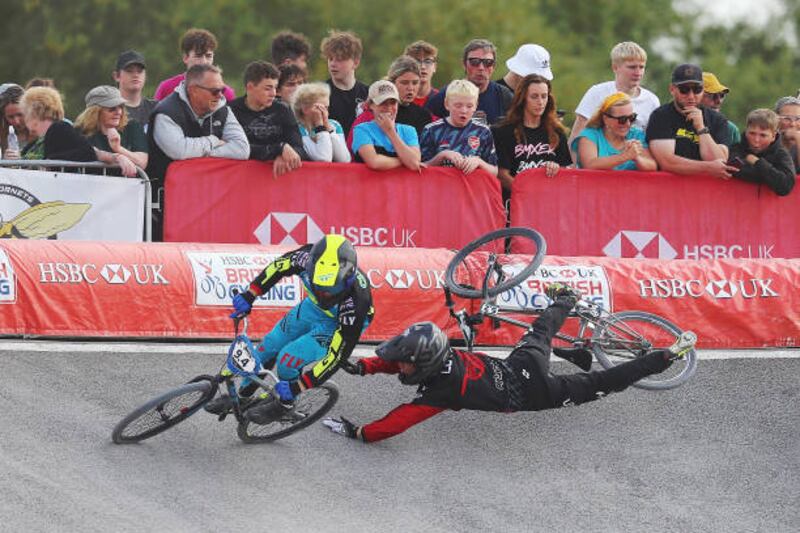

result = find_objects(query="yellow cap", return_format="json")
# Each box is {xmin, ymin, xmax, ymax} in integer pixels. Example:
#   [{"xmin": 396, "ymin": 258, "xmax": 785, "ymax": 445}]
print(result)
[{"xmin": 703, "ymin": 72, "xmax": 729, "ymax": 94}]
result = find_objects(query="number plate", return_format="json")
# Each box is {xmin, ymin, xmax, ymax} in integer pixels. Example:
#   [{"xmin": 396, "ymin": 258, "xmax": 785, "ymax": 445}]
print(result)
[{"xmin": 227, "ymin": 336, "xmax": 258, "ymax": 374}]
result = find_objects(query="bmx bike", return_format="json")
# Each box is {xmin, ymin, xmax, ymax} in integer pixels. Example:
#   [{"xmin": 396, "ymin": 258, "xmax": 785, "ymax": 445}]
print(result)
[
  {"xmin": 111, "ymin": 316, "xmax": 339, "ymax": 444},
  {"xmin": 443, "ymin": 227, "xmax": 697, "ymax": 390}
]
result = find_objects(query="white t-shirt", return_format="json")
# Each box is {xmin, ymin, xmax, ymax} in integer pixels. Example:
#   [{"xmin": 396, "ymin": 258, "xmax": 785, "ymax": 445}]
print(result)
[{"xmin": 574, "ymin": 80, "xmax": 660, "ymax": 130}]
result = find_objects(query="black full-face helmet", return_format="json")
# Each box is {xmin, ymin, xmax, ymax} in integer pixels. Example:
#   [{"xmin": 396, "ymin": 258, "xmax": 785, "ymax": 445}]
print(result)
[
  {"xmin": 376, "ymin": 322, "xmax": 450, "ymax": 384},
  {"xmin": 305, "ymin": 234, "xmax": 357, "ymax": 308}
]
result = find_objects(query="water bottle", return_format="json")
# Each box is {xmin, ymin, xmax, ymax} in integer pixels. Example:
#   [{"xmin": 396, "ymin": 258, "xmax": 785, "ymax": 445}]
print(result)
[{"xmin": 7, "ymin": 126, "xmax": 19, "ymax": 152}]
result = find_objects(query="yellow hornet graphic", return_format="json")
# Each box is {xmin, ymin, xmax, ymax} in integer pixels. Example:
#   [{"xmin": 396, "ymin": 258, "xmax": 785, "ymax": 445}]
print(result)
[{"xmin": 0, "ymin": 201, "xmax": 91, "ymax": 239}]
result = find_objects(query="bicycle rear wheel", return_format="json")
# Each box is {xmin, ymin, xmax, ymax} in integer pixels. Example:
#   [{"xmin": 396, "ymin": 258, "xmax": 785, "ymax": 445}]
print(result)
[
  {"xmin": 445, "ymin": 227, "xmax": 546, "ymax": 299},
  {"xmin": 591, "ymin": 311, "xmax": 697, "ymax": 390},
  {"xmin": 111, "ymin": 379, "xmax": 216, "ymax": 444},
  {"xmin": 237, "ymin": 382, "xmax": 339, "ymax": 443}
]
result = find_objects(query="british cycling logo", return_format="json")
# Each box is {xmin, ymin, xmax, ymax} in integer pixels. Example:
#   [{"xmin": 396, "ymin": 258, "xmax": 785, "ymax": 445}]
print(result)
[
  {"xmin": 254, "ymin": 211, "xmax": 417, "ymax": 247},
  {"xmin": 0, "ymin": 184, "xmax": 90, "ymax": 239},
  {"xmin": 639, "ymin": 277, "xmax": 778, "ymax": 299},
  {"xmin": 0, "ymin": 248, "xmax": 16, "ymax": 302}
]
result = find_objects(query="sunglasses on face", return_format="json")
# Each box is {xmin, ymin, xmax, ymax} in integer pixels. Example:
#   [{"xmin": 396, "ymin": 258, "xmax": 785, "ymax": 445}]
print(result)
[
  {"xmin": 466, "ymin": 57, "xmax": 496, "ymax": 68},
  {"xmin": 196, "ymin": 85, "xmax": 224, "ymax": 96},
  {"xmin": 677, "ymin": 84, "xmax": 703, "ymax": 95},
  {"xmin": 708, "ymin": 92, "xmax": 727, "ymax": 102},
  {"xmin": 604, "ymin": 112, "xmax": 638, "ymax": 125}
]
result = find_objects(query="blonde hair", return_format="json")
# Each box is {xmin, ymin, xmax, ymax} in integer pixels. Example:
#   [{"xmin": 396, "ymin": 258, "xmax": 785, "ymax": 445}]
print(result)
[
  {"xmin": 444, "ymin": 79, "xmax": 479, "ymax": 104},
  {"xmin": 586, "ymin": 92, "xmax": 632, "ymax": 128},
  {"xmin": 320, "ymin": 30, "xmax": 362, "ymax": 61},
  {"xmin": 291, "ymin": 82, "xmax": 330, "ymax": 119},
  {"xmin": 610, "ymin": 41, "xmax": 647, "ymax": 65},
  {"xmin": 74, "ymin": 104, "xmax": 129, "ymax": 136},
  {"xmin": 746, "ymin": 108, "xmax": 779, "ymax": 132},
  {"xmin": 20, "ymin": 87, "xmax": 64, "ymax": 122}
]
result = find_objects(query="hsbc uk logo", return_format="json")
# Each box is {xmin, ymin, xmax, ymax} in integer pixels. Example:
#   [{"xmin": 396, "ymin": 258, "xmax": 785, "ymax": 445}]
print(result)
[
  {"xmin": 604, "ymin": 231, "xmax": 677, "ymax": 259},
  {"xmin": 639, "ymin": 277, "xmax": 778, "ymax": 299},
  {"xmin": 38, "ymin": 262, "xmax": 168, "ymax": 285},
  {"xmin": 254, "ymin": 212, "xmax": 324, "ymax": 246},
  {"xmin": 365, "ymin": 268, "xmax": 445, "ymax": 290}
]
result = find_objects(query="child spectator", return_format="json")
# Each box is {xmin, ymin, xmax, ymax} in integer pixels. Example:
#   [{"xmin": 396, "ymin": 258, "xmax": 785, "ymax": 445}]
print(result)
[
  {"xmin": 154, "ymin": 28, "xmax": 235, "ymax": 102},
  {"xmin": 420, "ymin": 79, "xmax": 497, "ymax": 176},
  {"xmin": 276, "ymin": 64, "xmax": 307, "ymax": 103},
  {"xmin": 728, "ymin": 109, "xmax": 795, "ymax": 196},
  {"xmin": 75, "ymin": 85, "xmax": 148, "ymax": 177},
  {"xmin": 351, "ymin": 80, "xmax": 421, "ymax": 171},
  {"xmin": 113, "ymin": 50, "xmax": 157, "ymax": 128},
  {"xmin": 404, "ymin": 41, "xmax": 439, "ymax": 108},
  {"xmin": 271, "ymin": 31, "xmax": 312, "ymax": 70},
  {"xmin": 571, "ymin": 92, "xmax": 656, "ymax": 171},
  {"xmin": 229, "ymin": 61, "xmax": 306, "ymax": 177},
  {"xmin": 292, "ymin": 82, "xmax": 350, "ymax": 163},
  {"xmin": 347, "ymin": 56, "xmax": 433, "ymax": 151},
  {"xmin": 321, "ymin": 30, "xmax": 369, "ymax": 137}
]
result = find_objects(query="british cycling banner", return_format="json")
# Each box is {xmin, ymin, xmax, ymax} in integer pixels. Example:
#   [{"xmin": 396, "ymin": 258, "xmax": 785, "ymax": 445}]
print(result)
[
  {"xmin": 0, "ymin": 167, "xmax": 145, "ymax": 241},
  {"xmin": 0, "ymin": 240, "xmax": 797, "ymax": 348},
  {"xmin": 509, "ymin": 168, "xmax": 800, "ymax": 259},
  {"xmin": 164, "ymin": 159, "xmax": 505, "ymax": 248}
]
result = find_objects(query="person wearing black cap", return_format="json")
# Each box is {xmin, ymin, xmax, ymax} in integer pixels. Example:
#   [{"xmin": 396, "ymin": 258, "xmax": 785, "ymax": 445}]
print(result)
[
  {"xmin": 113, "ymin": 50, "xmax": 157, "ymax": 127},
  {"xmin": 646, "ymin": 63, "xmax": 735, "ymax": 179}
]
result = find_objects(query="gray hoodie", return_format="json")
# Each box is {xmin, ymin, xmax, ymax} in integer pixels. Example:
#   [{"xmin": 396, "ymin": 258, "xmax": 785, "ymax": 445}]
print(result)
[{"xmin": 152, "ymin": 81, "xmax": 250, "ymax": 160}]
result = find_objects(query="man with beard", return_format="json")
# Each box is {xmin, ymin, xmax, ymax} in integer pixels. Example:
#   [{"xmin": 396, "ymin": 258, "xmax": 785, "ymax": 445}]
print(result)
[{"xmin": 646, "ymin": 63, "xmax": 735, "ymax": 178}]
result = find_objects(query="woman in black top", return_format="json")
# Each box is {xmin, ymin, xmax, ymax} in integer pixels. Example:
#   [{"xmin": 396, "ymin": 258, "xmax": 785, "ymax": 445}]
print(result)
[
  {"xmin": 492, "ymin": 74, "xmax": 571, "ymax": 197},
  {"xmin": 20, "ymin": 87, "xmax": 96, "ymax": 162}
]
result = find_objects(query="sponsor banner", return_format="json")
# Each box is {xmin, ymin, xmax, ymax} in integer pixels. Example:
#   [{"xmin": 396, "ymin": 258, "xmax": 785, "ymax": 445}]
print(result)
[
  {"xmin": 0, "ymin": 240, "xmax": 796, "ymax": 348},
  {"xmin": 0, "ymin": 167, "xmax": 145, "ymax": 241},
  {"xmin": 510, "ymin": 168, "xmax": 800, "ymax": 258},
  {"xmin": 164, "ymin": 159, "xmax": 505, "ymax": 249},
  {"xmin": 185, "ymin": 250, "xmax": 303, "ymax": 308}
]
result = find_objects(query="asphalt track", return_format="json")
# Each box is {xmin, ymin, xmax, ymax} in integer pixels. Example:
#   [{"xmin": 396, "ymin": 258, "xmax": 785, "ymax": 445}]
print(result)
[{"xmin": 1, "ymin": 341, "xmax": 798, "ymax": 532}]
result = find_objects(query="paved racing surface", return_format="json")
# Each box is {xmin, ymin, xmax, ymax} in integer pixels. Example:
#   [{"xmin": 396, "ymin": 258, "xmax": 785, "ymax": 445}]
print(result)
[{"xmin": 0, "ymin": 342, "xmax": 798, "ymax": 532}]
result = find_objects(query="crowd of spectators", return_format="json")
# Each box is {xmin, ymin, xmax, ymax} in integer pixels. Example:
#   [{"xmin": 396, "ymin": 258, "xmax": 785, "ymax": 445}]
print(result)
[{"xmin": 1, "ymin": 27, "xmax": 798, "ymax": 240}]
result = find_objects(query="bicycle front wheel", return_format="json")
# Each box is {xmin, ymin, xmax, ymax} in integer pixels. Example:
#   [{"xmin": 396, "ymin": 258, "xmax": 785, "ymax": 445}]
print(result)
[
  {"xmin": 111, "ymin": 380, "xmax": 216, "ymax": 444},
  {"xmin": 591, "ymin": 311, "xmax": 697, "ymax": 390},
  {"xmin": 237, "ymin": 382, "xmax": 339, "ymax": 443},
  {"xmin": 445, "ymin": 227, "xmax": 546, "ymax": 299}
]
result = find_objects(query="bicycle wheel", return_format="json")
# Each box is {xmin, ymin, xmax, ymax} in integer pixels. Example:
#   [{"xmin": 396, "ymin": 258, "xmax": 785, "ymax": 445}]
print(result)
[
  {"xmin": 591, "ymin": 311, "xmax": 697, "ymax": 390},
  {"xmin": 237, "ymin": 382, "xmax": 339, "ymax": 443},
  {"xmin": 111, "ymin": 379, "xmax": 216, "ymax": 444},
  {"xmin": 445, "ymin": 227, "xmax": 546, "ymax": 299}
]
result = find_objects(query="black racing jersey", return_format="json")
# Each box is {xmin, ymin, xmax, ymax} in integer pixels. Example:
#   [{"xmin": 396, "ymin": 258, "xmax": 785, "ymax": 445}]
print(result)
[
  {"xmin": 358, "ymin": 349, "xmax": 526, "ymax": 442},
  {"xmin": 248, "ymin": 245, "xmax": 374, "ymax": 391}
]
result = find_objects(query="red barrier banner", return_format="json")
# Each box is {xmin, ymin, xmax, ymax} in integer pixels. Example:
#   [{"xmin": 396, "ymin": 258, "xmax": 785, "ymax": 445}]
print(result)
[
  {"xmin": 0, "ymin": 240, "xmax": 797, "ymax": 348},
  {"xmin": 164, "ymin": 159, "xmax": 505, "ymax": 249},
  {"xmin": 510, "ymin": 168, "xmax": 800, "ymax": 259}
]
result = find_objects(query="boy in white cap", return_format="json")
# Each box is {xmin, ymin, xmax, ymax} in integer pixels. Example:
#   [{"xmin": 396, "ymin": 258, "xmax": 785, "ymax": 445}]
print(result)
[{"xmin": 498, "ymin": 43, "xmax": 553, "ymax": 93}]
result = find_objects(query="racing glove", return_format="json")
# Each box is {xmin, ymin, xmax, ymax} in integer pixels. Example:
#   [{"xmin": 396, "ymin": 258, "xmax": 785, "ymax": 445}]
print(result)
[
  {"xmin": 322, "ymin": 416, "xmax": 359, "ymax": 439},
  {"xmin": 230, "ymin": 290, "xmax": 256, "ymax": 318},
  {"xmin": 340, "ymin": 359, "xmax": 365, "ymax": 376},
  {"xmin": 275, "ymin": 380, "xmax": 295, "ymax": 402}
]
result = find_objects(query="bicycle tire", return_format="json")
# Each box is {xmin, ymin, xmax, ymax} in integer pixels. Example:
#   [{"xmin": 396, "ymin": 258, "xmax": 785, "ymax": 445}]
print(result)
[
  {"xmin": 445, "ymin": 227, "xmax": 547, "ymax": 299},
  {"xmin": 591, "ymin": 311, "xmax": 697, "ymax": 390},
  {"xmin": 237, "ymin": 382, "xmax": 339, "ymax": 443},
  {"xmin": 111, "ymin": 380, "xmax": 216, "ymax": 444}
]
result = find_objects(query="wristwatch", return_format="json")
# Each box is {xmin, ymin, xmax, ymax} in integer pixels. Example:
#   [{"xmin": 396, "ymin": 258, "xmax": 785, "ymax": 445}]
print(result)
[
  {"xmin": 313, "ymin": 125, "xmax": 327, "ymax": 134},
  {"xmin": 696, "ymin": 127, "xmax": 710, "ymax": 135}
]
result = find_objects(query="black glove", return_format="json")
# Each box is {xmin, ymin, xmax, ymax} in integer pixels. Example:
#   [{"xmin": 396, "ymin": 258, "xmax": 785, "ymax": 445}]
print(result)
[
  {"xmin": 340, "ymin": 359, "xmax": 365, "ymax": 376},
  {"xmin": 322, "ymin": 416, "xmax": 358, "ymax": 439}
]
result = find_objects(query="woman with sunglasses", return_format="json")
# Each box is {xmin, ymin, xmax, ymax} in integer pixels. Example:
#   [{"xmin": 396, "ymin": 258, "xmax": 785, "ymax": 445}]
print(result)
[
  {"xmin": 75, "ymin": 85, "xmax": 148, "ymax": 177},
  {"xmin": 571, "ymin": 92, "xmax": 656, "ymax": 171}
]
